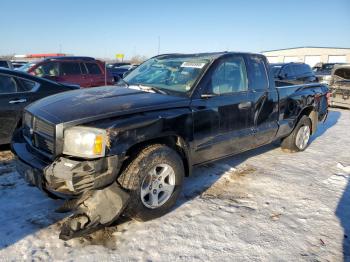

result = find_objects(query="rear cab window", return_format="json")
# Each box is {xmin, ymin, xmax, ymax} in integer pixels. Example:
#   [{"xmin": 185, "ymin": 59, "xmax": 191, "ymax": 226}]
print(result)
[{"xmin": 247, "ymin": 55, "xmax": 269, "ymax": 90}]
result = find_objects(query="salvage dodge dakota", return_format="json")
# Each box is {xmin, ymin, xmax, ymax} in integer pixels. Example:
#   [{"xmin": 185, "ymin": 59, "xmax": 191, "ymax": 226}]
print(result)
[{"xmin": 12, "ymin": 52, "xmax": 329, "ymax": 239}]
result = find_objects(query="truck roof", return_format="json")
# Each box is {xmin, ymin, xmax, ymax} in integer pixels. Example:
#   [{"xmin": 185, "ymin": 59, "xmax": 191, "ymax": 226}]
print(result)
[
  {"xmin": 270, "ymin": 62, "xmax": 306, "ymax": 67},
  {"xmin": 153, "ymin": 51, "xmax": 262, "ymax": 61}
]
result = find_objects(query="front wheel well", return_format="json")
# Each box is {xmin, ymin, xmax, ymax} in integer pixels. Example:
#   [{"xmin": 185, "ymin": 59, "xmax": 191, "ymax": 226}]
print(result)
[{"xmin": 121, "ymin": 136, "xmax": 191, "ymax": 177}]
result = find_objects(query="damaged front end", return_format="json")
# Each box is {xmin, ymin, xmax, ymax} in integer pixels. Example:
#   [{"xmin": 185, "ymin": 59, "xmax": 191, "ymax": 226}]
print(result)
[
  {"xmin": 44, "ymin": 156, "xmax": 130, "ymax": 240},
  {"xmin": 59, "ymin": 182, "xmax": 129, "ymax": 240},
  {"xmin": 12, "ymin": 130, "xmax": 130, "ymax": 240},
  {"xmin": 44, "ymin": 156, "xmax": 121, "ymax": 197}
]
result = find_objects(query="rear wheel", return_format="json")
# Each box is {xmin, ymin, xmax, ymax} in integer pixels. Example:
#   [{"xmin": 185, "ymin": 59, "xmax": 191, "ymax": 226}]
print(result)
[
  {"xmin": 281, "ymin": 116, "xmax": 312, "ymax": 152},
  {"xmin": 118, "ymin": 144, "xmax": 184, "ymax": 221}
]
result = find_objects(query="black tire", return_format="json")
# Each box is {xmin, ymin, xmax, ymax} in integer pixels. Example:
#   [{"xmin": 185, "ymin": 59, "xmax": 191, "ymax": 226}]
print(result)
[
  {"xmin": 117, "ymin": 144, "xmax": 184, "ymax": 221},
  {"xmin": 281, "ymin": 115, "xmax": 312, "ymax": 152}
]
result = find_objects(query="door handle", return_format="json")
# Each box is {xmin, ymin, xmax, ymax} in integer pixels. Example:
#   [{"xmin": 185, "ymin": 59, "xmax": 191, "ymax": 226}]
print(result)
[
  {"xmin": 238, "ymin": 101, "xmax": 252, "ymax": 109},
  {"xmin": 9, "ymin": 99, "xmax": 27, "ymax": 104}
]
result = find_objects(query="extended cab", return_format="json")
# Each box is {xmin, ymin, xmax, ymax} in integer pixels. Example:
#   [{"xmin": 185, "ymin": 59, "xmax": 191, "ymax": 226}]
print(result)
[{"xmin": 12, "ymin": 52, "xmax": 328, "ymax": 239}]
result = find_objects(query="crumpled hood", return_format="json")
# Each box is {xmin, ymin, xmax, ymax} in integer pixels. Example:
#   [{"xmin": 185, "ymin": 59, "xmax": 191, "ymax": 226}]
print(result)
[{"xmin": 26, "ymin": 85, "xmax": 190, "ymax": 125}]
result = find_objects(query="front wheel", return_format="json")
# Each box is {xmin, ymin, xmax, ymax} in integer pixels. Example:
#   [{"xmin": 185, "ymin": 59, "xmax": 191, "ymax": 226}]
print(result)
[
  {"xmin": 281, "ymin": 116, "xmax": 312, "ymax": 152},
  {"xmin": 118, "ymin": 144, "xmax": 184, "ymax": 221}
]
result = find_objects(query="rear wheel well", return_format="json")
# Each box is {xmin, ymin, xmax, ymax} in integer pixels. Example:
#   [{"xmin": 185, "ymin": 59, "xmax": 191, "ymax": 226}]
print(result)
[
  {"xmin": 121, "ymin": 136, "xmax": 191, "ymax": 177},
  {"xmin": 297, "ymin": 106, "xmax": 317, "ymax": 134}
]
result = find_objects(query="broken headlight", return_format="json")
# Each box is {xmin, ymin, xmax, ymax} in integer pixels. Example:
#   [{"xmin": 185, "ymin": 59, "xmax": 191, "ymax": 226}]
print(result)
[{"xmin": 63, "ymin": 126, "xmax": 107, "ymax": 158}]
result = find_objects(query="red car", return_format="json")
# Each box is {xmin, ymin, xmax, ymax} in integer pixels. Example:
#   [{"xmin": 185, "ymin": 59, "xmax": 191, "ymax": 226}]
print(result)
[{"xmin": 19, "ymin": 56, "xmax": 114, "ymax": 88}]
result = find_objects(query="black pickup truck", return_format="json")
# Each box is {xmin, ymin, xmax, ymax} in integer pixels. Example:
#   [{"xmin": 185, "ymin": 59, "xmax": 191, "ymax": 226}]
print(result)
[{"xmin": 12, "ymin": 52, "xmax": 328, "ymax": 239}]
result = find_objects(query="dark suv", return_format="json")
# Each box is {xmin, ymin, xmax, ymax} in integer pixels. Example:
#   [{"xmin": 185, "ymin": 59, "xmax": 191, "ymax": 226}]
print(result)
[
  {"xmin": 270, "ymin": 62, "xmax": 317, "ymax": 85},
  {"xmin": 20, "ymin": 56, "xmax": 114, "ymax": 88}
]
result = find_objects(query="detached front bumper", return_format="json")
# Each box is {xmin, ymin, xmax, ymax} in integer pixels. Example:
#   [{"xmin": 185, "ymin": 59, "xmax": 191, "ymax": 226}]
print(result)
[{"xmin": 11, "ymin": 130, "xmax": 124, "ymax": 199}]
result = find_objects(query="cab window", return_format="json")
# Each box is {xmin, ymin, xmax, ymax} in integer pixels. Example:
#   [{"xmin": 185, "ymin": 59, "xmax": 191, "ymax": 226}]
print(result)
[
  {"xmin": 209, "ymin": 56, "xmax": 248, "ymax": 95},
  {"xmin": 248, "ymin": 56, "xmax": 269, "ymax": 90}
]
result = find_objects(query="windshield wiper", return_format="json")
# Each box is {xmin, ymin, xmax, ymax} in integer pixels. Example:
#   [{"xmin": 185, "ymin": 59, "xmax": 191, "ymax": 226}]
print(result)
[{"xmin": 136, "ymin": 84, "xmax": 168, "ymax": 95}]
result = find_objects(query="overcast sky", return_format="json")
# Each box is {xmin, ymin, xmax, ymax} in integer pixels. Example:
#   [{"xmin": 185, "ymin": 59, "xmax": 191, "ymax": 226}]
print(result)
[{"xmin": 1, "ymin": 0, "xmax": 349, "ymax": 59}]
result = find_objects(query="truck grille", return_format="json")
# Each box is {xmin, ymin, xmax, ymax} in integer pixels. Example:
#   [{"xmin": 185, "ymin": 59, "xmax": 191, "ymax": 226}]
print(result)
[{"xmin": 23, "ymin": 112, "xmax": 55, "ymax": 155}]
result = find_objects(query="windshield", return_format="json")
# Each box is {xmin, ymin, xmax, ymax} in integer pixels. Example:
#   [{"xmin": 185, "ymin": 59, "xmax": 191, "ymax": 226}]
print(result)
[{"xmin": 123, "ymin": 57, "xmax": 210, "ymax": 94}]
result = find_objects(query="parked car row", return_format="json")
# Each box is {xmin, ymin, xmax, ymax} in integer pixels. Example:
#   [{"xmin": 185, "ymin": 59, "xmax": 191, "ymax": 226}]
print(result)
[
  {"xmin": 107, "ymin": 62, "xmax": 131, "ymax": 68},
  {"xmin": 107, "ymin": 63, "xmax": 138, "ymax": 81},
  {"xmin": 18, "ymin": 56, "xmax": 114, "ymax": 88},
  {"xmin": 270, "ymin": 62, "xmax": 317, "ymax": 85},
  {"xmin": 0, "ymin": 60, "xmax": 28, "ymax": 69},
  {"xmin": 10, "ymin": 51, "xmax": 329, "ymax": 240},
  {"xmin": 0, "ymin": 56, "xmax": 141, "ymax": 147},
  {"xmin": 11, "ymin": 60, "xmax": 28, "ymax": 69},
  {"xmin": 312, "ymin": 62, "xmax": 347, "ymax": 85}
]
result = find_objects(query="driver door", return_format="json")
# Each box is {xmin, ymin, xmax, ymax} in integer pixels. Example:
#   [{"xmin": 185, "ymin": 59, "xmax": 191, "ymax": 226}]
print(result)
[{"xmin": 191, "ymin": 55, "xmax": 255, "ymax": 164}]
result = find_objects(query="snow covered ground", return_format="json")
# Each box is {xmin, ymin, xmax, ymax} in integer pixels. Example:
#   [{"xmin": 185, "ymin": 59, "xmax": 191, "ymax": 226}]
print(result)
[{"xmin": 0, "ymin": 109, "xmax": 349, "ymax": 261}]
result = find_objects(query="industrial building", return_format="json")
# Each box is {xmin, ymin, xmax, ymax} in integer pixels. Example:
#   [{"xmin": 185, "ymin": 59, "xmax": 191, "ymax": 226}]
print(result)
[{"xmin": 262, "ymin": 47, "xmax": 350, "ymax": 67}]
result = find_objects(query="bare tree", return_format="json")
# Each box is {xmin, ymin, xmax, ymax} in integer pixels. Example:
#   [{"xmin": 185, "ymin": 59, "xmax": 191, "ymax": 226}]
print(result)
[
  {"xmin": 0, "ymin": 55, "xmax": 14, "ymax": 60},
  {"xmin": 129, "ymin": 55, "xmax": 148, "ymax": 64}
]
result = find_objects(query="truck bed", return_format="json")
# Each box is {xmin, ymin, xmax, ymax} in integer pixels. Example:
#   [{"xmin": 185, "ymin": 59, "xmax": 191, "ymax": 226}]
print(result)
[{"xmin": 275, "ymin": 83, "xmax": 329, "ymax": 139}]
